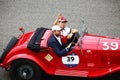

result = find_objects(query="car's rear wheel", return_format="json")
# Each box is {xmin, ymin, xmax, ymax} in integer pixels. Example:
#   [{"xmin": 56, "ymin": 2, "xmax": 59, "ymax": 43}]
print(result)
[{"xmin": 9, "ymin": 59, "xmax": 42, "ymax": 80}]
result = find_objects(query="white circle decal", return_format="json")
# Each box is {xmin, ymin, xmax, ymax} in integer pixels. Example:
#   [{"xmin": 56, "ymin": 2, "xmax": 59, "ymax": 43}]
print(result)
[{"xmin": 62, "ymin": 54, "xmax": 79, "ymax": 67}]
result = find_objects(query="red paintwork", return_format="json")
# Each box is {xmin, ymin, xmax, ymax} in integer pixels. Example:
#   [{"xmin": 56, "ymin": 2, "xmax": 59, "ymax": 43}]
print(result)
[{"xmin": 1, "ymin": 29, "xmax": 120, "ymax": 78}]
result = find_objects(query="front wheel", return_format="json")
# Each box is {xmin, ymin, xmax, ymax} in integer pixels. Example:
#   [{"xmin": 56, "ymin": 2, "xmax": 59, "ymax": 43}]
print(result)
[{"xmin": 9, "ymin": 59, "xmax": 42, "ymax": 80}]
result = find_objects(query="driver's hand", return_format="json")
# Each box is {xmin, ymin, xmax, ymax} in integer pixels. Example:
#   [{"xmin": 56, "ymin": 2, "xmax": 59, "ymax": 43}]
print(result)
[
  {"xmin": 67, "ymin": 33, "xmax": 73, "ymax": 39},
  {"xmin": 57, "ymin": 13, "xmax": 62, "ymax": 19},
  {"xmin": 66, "ymin": 42, "xmax": 73, "ymax": 49}
]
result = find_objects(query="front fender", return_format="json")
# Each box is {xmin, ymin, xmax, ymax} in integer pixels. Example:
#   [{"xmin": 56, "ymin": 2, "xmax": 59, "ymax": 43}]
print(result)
[{"xmin": 3, "ymin": 53, "xmax": 54, "ymax": 74}]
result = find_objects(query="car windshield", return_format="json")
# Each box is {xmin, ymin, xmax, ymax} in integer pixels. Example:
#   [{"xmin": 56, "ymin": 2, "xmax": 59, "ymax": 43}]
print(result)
[{"xmin": 76, "ymin": 21, "xmax": 88, "ymax": 47}]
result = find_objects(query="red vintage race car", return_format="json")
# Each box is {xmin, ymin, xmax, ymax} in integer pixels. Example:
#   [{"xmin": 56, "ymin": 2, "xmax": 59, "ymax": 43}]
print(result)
[{"xmin": 0, "ymin": 26, "xmax": 120, "ymax": 80}]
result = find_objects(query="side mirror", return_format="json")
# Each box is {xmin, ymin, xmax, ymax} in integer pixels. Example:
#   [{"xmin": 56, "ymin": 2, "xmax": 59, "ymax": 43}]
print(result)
[{"xmin": 19, "ymin": 27, "xmax": 25, "ymax": 34}]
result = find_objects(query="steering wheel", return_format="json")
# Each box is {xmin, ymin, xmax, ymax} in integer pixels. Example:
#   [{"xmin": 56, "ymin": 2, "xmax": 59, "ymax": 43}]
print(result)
[{"xmin": 70, "ymin": 32, "xmax": 80, "ymax": 44}]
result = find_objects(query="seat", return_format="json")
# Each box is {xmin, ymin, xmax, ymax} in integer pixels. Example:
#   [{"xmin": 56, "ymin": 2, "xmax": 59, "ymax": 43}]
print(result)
[{"xmin": 40, "ymin": 30, "xmax": 52, "ymax": 48}]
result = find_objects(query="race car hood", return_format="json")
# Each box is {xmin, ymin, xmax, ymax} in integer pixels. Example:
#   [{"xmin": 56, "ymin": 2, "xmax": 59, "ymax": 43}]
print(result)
[
  {"xmin": 81, "ymin": 34, "xmax": 120, "ymax": 55},
  {"xmin": 82, "ymin": 34, "xmax": 101, "ymax": 52}
]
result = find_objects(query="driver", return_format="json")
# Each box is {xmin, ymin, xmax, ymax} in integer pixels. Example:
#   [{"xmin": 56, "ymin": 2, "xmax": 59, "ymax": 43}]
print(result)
[
  {"xmin": 48, "ymin": 25, "xmax": 73, "ymax": 56},
  {"xmin": 53, "ymin": 13, "xmax": 78, "ymax": 44}
]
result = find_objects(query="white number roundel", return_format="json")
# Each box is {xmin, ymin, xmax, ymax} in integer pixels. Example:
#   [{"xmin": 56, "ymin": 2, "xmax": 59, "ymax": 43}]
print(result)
[{"xmin": 62, "ymin": 54, "xmax": 79, "ymax": 67}]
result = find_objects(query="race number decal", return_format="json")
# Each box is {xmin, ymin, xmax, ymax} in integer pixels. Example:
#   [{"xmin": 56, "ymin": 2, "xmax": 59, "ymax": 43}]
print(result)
[
  {"xmin": 102, "ymin": 42, "xmax": 119, "ymax": 50},
  {"xmin": 62, "ymin": 54, "xmax": 79, "ymax": 67}
]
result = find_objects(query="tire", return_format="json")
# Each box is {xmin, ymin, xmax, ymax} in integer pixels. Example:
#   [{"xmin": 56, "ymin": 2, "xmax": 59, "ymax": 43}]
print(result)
[
  {"xmin": 9, "ymin": 59, "xmax": 42, "ymax": 80},
  {"xmin": 0, "ymin": 37, "xmax": 18, "ymax": 63}
]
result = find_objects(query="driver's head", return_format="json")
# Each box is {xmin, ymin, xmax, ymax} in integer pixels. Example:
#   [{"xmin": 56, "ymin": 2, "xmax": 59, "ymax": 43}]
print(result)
[
  {"xmin": 58, "ymin": 16, "xmax": 67, "ymax": 29},
  {"xmin": 52, "ymin": 25, "xmax": 62, "ymax": 37}
]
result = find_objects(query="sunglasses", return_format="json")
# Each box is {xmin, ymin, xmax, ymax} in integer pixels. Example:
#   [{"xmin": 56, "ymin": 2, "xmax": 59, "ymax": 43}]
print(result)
[{"xmin": 59, "ymin": 21, "xmax": 67, "ymax": 23}]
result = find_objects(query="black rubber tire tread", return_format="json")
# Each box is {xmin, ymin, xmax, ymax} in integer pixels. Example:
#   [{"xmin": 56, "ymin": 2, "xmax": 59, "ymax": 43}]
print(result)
[
  {"xmin": 9, "ymin": 59, "xmax": 42, "ymax": 80},
  {"xmin": 0, "ymin": 37, "xmax": 18, "ymax": 63}
]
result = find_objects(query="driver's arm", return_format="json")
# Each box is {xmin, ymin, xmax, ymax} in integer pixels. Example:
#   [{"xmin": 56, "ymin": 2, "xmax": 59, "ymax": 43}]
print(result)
[
  {"xmin": 67, "ymin": 33, "xmax": 73, "ymax": 39},
  {"xmin": 67, "ymin": 29, "xmax": 78, "ymax": 39},
  {"xmin": 71, "ymin": 29, "xmax": 78, "ymax": 33}
]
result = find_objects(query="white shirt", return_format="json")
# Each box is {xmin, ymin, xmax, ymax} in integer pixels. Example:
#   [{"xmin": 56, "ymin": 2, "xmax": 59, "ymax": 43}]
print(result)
[
  {"xmin": 54, "ymin": 35, "xmax": 62, "ymax": 45},
  {"xmin": 61, "ymin": 27, "xmax": 71, "ymax": 36}
]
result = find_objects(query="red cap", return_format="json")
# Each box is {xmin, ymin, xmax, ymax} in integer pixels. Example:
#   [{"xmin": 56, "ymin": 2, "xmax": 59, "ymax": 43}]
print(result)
[{"xmin": 59, "ymin": 16, "xmax": 67, "ymax": 22}]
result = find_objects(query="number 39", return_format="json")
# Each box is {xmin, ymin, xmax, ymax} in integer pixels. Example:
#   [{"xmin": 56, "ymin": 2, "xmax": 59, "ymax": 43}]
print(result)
[{"xmin": 102, "ymin": 42, "xmax": 119, "ymax": 50}]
